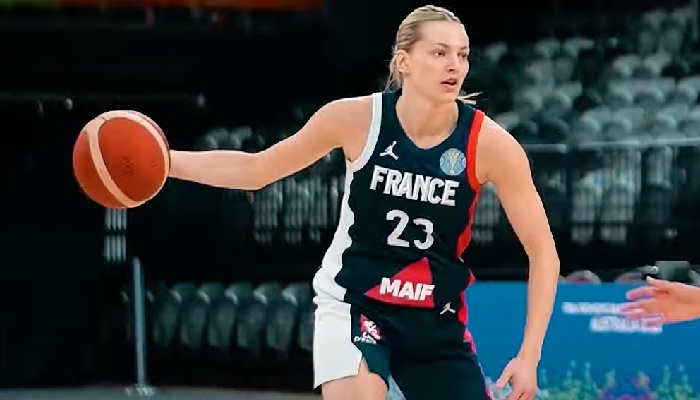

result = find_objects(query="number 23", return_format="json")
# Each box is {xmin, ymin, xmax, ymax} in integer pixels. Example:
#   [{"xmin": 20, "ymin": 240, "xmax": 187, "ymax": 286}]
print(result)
[{"xmin": 386, "ymin": 209, "xmax": 434, "ymax": 250}]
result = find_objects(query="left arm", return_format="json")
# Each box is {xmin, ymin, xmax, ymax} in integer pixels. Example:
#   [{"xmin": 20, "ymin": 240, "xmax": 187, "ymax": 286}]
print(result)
[{"xmin": 475, "ymin": 116, "xmax": 560, "ymax": 363}]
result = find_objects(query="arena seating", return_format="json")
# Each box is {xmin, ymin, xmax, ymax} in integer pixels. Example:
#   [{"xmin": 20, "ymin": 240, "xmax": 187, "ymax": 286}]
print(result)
[
  {"xmin": 115, "ymin": 260, "xmax": 694, "ymax": 347},
  {"xmin": 142, "ymin": 6, "xmax": 699, "ymax": 278},
  {"xmin": 118, "ymin": 281, "xmax": 313, "ymax": 360},
  {"xmin": 5, "ymin": 5, "xmax": 697, "ymax": 282},
  {"xmin": 8, "ymin": 2, "xmax": 700, "ymax": 392}
]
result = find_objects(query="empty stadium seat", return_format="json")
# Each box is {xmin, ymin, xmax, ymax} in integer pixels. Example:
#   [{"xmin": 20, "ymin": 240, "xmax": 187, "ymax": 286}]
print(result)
[
  {"xmin": 234, "ymin": 282, "xmax": 282, "ymax": 354},
  {"xmin": 179, "ymin": 283, "xmax": 225, "ymax": 350},
  {"xmin": 534, "ymin": 37, "xmax": 560, "ymax": 59},
  {"xmin": 670, "ymin": 83, "xmax": 698, "ymax": 106},
  {"xmin": 151, "ymin": 283, "xmax": 196, "ymax": 348},
  {"xmin": 635, "ymin": 86, "xmax": 665, "ymax": 112},
  {"xmin": 265, "ymin": 282, "xmax": 312, "ymax": 356},
  {"xmin": 570, "ymin": 115, "xmax": 603, "ymax": 143},
  {"xmin": 512, "ymin": 90, "xmax": 543, "ymax": 119},
  {"xmin": 654, "ymin": 261, "xmax": 700, "ymax": 284},
  {"xmin": 511, "ymin": 120, "xmax": 541, "ymax": 144},
  {"xmin": 297, "ymin": 298, "xmax": 314, "ymax": 354},
  {"xmin": 603, "ymin": 115, "xmax": 633, "ymax": 141},
  {"xmin": 565, "ymin": 270, "xmax": 602, "ymax": 283},
  {"xmin": 542, "ymin": 91, "xmax": 572, "ymax": 121},
  {"xmin": 679, "ymin": 115, "xmax": 700, "ymax": 137},
  {"xmin": 552, "ymin": 51, "xmax": 577, "ymax": 85},
  {"xmin": 614, "ymin": 270, "xmax": 645, "ymax": 283},
  {"xmin": 207, "ymin": 282, "xmax": 254, "ymax": 352}
]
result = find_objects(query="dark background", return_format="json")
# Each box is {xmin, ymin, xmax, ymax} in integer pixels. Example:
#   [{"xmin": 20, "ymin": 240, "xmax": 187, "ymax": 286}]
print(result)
[{"xmin": 0, "ymin": 0, "xmax": 695, "ymax": 393}]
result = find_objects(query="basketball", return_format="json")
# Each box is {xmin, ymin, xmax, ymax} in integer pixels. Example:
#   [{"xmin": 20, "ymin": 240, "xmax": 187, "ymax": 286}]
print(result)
[{"xmin": 72, "ymin": 110, "xmax": 170, "ymax": 209}]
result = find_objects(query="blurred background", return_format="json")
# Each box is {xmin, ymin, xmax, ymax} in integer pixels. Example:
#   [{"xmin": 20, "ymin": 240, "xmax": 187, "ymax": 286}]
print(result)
[{"xmin": 3, "ymin": 0, "xmax": 700, "ymax": 399}]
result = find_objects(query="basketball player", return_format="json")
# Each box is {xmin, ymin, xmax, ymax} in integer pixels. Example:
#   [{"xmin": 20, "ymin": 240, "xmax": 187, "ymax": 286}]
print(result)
[
  {"xmin": 622, "ymin": 277, "xmax": 700, "ymax": 325},
  {"xmin": 168, "ymin": 5, "xmax": 560, "ymax": 400}
]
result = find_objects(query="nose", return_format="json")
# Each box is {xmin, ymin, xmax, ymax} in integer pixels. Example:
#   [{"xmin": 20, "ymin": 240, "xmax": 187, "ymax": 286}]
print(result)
[{"xmin": 446, "ymin": 54, "xmax": 460, "ymax": 72}]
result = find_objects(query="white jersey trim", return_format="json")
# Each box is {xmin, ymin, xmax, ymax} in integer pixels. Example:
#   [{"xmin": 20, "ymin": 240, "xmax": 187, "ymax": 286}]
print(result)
[
  {"xmin": 313, "ymin": 92, "xmax": 383, "ymax": 301},
  {"xmin": 347, "ymin": 92, "xmax": 383, "ymax": 172}
]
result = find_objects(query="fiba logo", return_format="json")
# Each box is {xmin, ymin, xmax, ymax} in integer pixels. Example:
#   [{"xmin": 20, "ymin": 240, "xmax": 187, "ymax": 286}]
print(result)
[{"xmin": 439, "ymin": 148, "xmax": 466, "ymax": 176}]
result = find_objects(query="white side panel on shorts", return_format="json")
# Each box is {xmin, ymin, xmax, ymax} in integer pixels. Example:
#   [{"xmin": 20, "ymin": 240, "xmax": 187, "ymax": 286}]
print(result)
[
  {"xmin": 313, "ymin": 92, "xmax": 383, "ymax": 301},
  {"xmin": 312, "ymin": 296, "xmax": 362, "ymax": 388}
]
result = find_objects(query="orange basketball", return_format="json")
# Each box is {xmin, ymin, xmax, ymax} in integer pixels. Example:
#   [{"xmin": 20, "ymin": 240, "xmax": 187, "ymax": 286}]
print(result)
[{"xmin": 72, "ymin": 110, "xmax": 170, "ymax": 209}]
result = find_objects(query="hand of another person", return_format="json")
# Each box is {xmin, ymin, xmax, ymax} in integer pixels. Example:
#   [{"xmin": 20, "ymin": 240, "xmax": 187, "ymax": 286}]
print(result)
[{"xmin": 621, "ymin": 277, "xmax": 700, "ymax": 325}]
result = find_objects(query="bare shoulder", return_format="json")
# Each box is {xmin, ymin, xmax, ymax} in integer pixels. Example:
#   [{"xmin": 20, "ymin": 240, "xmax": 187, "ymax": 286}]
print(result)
[
  {"xmin": 316, "ymin": 95, "xmax": 375, "ymax": 161},
  {"xmin": 319, "ymin": 95, "xmax": 373, "ymax": 126},
  {"xmin": 474, "ymin": 114, "xmax": 529, "ymax": 183},
  {"xmin": 477, "ymin": 114, "xmax": 523, "ymax": 152}
]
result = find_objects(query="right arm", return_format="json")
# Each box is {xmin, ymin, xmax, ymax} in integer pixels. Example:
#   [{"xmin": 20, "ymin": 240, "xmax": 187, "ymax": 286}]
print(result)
[{"xmin": 169, "ymin": 98, "xmax": 364, "ymax": 190}]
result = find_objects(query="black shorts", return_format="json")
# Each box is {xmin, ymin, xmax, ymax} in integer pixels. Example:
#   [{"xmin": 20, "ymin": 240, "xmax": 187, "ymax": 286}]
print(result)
[{"xmin": 314, "ymin": 291, "xmax": 491, "ymax": 400}]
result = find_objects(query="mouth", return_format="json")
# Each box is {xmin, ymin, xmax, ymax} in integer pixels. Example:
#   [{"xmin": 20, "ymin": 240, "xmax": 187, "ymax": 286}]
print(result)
[{"xmin": 440, "ymin": 78, "xmax": 459, "ymax": 90}]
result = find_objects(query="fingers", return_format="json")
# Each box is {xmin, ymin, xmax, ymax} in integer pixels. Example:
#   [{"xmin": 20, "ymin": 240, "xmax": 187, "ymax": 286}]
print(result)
[
  {"xmin": 625, "ymin": 277, "xmax": 676, "ymax": 300},
  {"xmin": 640, "ymin": 315, "xmax": 666, "ymax": 327},
  {"xmin": 646, "ymin": 276, "xmax": 674, "ymax": 288},
  {"xmin": 625, "ymin": 285, "xmax": 662, "ymax": 301},
  {"xmin": 620, "ymin": 298, "xmax": 663, "ymax": 320},
  {"xmin": 505, "ymin": 388, "xmax": 523, "ymax": 400},
  {"xmin": 494, "ymin": 366, "xmax": 512, "ymax": 390},
  {"xmin": 506, "ymin": 384, "xmax": 536, "ymax": 400}
]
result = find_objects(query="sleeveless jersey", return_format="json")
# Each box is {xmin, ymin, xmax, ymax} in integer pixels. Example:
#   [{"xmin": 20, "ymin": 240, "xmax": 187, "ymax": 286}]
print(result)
[{"xmin": 313, "ymin": 91, "xmax": 484, "ymax": 309}]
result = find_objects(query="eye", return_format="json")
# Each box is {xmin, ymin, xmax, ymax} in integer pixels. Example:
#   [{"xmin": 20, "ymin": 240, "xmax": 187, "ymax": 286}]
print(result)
[
  {"xmin": 459, "ymin": 53, "xmax": 468, "ymax": 60},
  {"xmin": 434, "ymin": 50, "xmax": 446, "ymax": 57}
]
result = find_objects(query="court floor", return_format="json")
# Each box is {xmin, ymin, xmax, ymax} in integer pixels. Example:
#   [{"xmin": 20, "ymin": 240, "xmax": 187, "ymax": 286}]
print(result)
[{"xmin": 0, "ymin": 387, "xmax": 321, "ymax": 400}]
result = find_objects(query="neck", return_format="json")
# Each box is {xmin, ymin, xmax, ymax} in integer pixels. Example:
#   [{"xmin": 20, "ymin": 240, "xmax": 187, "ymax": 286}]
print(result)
[{"xmin": 395, "ymin": 87, "xmax": 458, "ymax": 140}]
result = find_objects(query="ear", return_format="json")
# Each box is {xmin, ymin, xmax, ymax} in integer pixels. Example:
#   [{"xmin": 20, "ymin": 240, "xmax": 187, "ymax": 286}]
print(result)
[{"xmin": 395, "ymin": 49, "xmax": 410, "ymax": 75}]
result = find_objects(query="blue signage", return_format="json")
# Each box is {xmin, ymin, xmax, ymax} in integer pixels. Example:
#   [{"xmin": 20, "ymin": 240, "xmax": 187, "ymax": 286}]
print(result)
[{"xmin": 388, "ymin": 283, "xmax": 700, "ymax": 400}]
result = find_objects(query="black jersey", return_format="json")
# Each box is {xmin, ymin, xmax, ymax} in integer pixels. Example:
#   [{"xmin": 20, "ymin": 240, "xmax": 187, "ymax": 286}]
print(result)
[{"xmin": 313, "ymin": 91, "xmax": 484, "ymax": 310}]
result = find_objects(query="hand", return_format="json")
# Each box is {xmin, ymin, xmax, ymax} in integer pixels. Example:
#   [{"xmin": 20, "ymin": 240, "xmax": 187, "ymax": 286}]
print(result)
[
  {"xmin": 621, "ymin": 277, "xmax": 700, "ymax": 325},
  {"xmin": 495, "ymin": 356, "xmax": 538, "ymax": 400}
]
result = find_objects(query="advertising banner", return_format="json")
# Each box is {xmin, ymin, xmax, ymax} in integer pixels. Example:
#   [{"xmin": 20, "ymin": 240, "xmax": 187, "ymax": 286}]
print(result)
[{"xmin": 466, "ymin": 283, "xmax": 700, "ymax": 400}]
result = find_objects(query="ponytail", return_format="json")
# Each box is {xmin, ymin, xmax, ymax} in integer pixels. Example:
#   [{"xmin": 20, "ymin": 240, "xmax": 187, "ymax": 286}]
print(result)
[{"xmin": 386, "ymin": 54, "xmax": 402, "ymax": 91}]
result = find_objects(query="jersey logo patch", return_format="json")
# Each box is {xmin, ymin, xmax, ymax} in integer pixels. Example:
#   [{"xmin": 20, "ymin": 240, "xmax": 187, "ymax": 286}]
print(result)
[
  {"xmin": 380, "ymin": 141, "xmax": 399, "ymax": 160},
  {"xmin": 440, "ymin": 148, "xmax": 466, "ymax": 176}
]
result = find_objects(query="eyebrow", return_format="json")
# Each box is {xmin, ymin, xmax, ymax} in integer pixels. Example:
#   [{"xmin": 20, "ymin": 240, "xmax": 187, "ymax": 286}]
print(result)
[{"xmin": 435, "ymin": 42, "xmax": 470, "ymax": 51}]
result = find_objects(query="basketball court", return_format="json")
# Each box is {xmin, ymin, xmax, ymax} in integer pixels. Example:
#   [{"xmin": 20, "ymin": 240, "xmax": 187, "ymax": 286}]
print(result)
[{"xmin": 0, "ymin": 387, "xmax": 320, "ymax": 400}]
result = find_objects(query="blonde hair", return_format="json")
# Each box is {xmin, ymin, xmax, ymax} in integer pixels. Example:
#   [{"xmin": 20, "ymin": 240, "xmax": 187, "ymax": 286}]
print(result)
[{"xmin": 386, "ymin": 5, "xmax": 478, "ymax": 104}]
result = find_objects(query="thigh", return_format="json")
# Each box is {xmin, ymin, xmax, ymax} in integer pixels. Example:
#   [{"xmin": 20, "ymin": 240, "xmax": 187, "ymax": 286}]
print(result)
[
  {"xmin": 391, "ymin": 352, "xmax": 491, "ymax": 400},
  {"xmin": 321, "ymin": 360, "xmax": 387, "ymax": 400},
  {"xmin": 313, "ymin": 295, "xmax": 392, "ymax": 391}
]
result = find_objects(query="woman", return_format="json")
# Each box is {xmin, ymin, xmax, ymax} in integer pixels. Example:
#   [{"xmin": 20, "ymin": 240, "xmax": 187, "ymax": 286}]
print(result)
[{"xmin": 169, "ymin": 5, "xmax": 559, "ymax": 400}]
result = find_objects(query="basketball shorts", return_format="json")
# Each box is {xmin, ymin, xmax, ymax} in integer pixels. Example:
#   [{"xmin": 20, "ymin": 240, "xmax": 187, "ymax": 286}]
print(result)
[{"xmin": 313, "ymin": 292, "xmax": 491, "ymax": 400}]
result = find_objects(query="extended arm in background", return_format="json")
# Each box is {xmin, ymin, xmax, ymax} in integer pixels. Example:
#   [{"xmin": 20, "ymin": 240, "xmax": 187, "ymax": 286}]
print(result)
[
  {"xmin": 168, "ymin": 99, "xmax": 355, "ymax": 190},
  {"xmin": 622, "ymin": 277, "xmax": 700, "ymax": 325},
  {"xmin": 476, "ymin": 116, "xmax": 560, "ymax": 363}
]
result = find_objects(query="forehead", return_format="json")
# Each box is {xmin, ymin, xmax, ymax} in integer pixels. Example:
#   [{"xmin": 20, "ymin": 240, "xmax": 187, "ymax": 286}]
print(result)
[{"xmin": 418, "ymin": 21, "xmax": 469, "ymax": 48}]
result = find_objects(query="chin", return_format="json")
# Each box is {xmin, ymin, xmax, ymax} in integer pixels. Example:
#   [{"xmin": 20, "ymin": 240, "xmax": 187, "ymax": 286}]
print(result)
[{"xmin": 435, "ymin": 92, "xmax": 459, "ymax": 103}]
